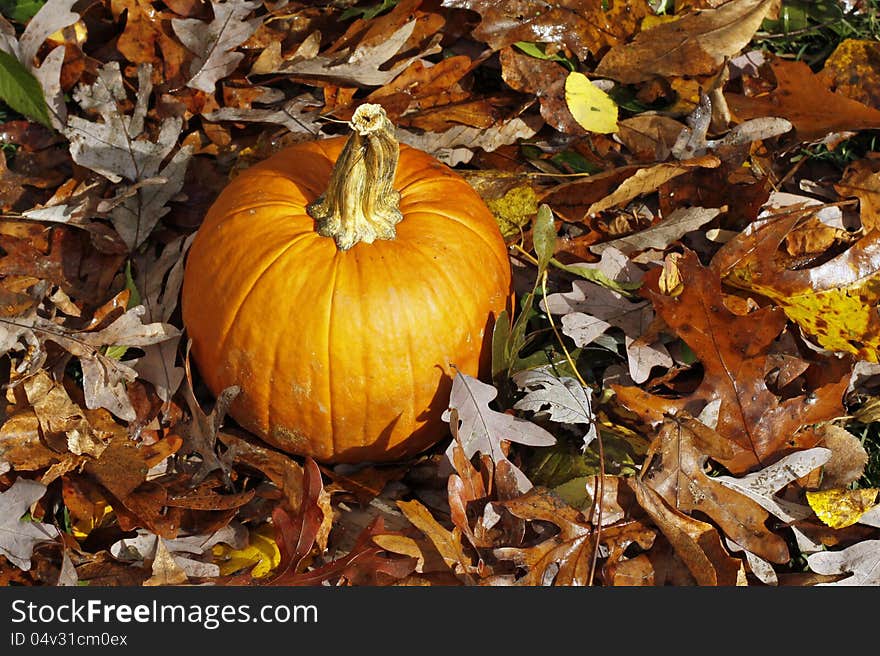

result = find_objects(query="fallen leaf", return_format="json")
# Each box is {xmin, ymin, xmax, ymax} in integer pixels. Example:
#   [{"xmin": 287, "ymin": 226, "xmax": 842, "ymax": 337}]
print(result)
[
  {"xmin": 816, "ymin": 424, "xmax": 869, "ymax": 489},
  {"xmin": 143, "ymin": 537, "xmax": 189, "ymax": 585},
  {"xmin": 641, "ymin": 415, "xmax": 790, "ymax": 563},
  {"xmin": 713, "ymin": 209, "xmax": 880, "ymax": 362},
  {"xmin": 171, "ymin": 0, "xmax": 260, "ymax": 93},
  {"xmin": 594, "ymin": 0, "xmax": 776, "ymax": 83},
  {"xmin": 726, "ymin": 57, "xmax": 880, "ymax": 142},
  {"xmin": 63, "ymin": 62, "xmax": 193, "ymax": 250},
  {"xmin": 806, "ymin": 489, "xmax": 879, "ymax": 530},
  {"xmin": 807, "ymin": 539, "xmax": 880, "ymax": 585},
  {"xmin": 397, "ymin": 114, "xmax": 543, "ymax": 166},
  {"xmin": 493, "ymin": 486, "xmax": 595, "ymax": 586},
  {"xmin": 499, "ymin": 46, "xmax": 581, "ymax": 135},
  {"xmin": 442, "ymin": 372, "xmax": 556, "ymax": 493},
  {"xmin": 276, "ymin": 20, "xmax": 440, "ymax": 87},
  {"xmin": 133, "ymin": 234, "xmax": 195, "ymax": 403},
  {"xmin": 564, "ymin": 71, "xmax": 618, "ymax": 134},
  {"xmin": 513, "ymin": 368, "xmax": 597, "ymax": 449},
  {"xmin": 0, "ymin": 477, "xmax": 60, "ymax": 570},
  {"xmin": 586, "ymin": 155, "xmax": 720, "ymax": 216},
  {"xmin": 613, "ymin": 249, "xmax": 849, "ymax": 473},
  {"xmin": 819, "ymin": 38, "xmax": 880, "ymax": 111},
  {"xmin": 590, "ymin": 206, "xmax": 722, "ymax": 256},
  {"xmin": 441, "ymin": 0, "xmax": 649, "ymax": 61},
  {"xmin": 542, "ymin": 278, "xmax": 672, "ymax": 384},
  {"xmin": 714, "ymin": 447, "xmax": 831, "ymax": 523},
  {"xmin": 629, "ymin": 477, "xmax": 742, "ymax": 586},
  {"xmin": 834, "ymin": 156, "xmax": 880, "ymax": 233},
  {"xmin": 396, "ymin": 499, "xmax": 473, "ymax": 578},
  {"xmin": 213, "ymin": 522, "xmax": 280, "ymax": 578}
]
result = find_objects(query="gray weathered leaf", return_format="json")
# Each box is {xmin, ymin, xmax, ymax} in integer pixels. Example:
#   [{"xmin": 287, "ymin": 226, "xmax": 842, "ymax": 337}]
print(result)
[
  {"xmin": 202, "ymin": 95, "xmax": 326, "ymax": 138},
  {"xmin": 397, "ymin": 115, "xmax": 543, "ymax": 165},
  {"xmin": 172, "ymin": 0, "xmax": 260, "ymax": 93},
  {"xmin": 0, "ymin": 0, "xmax": 79, "ymax": 128},
  {"xmin": 807, "ymin": 540, "xmax": 880, "ymax": 586},
  {"xmin": 133, "ymin": 235, "xmax": 196, "ymax": 402},
  {"xmin": 276, "ymin": 20, "xmax": 439, "ymax": 87},
  {"xmin": 715, "ymin": 447, "xmax": 832, "ymax": 522},
  {"xmin": 442, "ymin": 372, "xmax": 555, "ymax": 492},
  {"xmin": 513, "ymin": 368, "xmax": 597, "ymax": 449},
  {"xmin": 542, "ymin": 279, "xmax": 672, "ymax": 384},
  {"xmin": 63, "ymin": 63, "xmax": 192, "ymax": 249},
  {"xmin": 726, "ymin": 536, "xmax": 778, "ymax": 585},
  {"xmin": 590, "ymin": 207, "xmax": 722, "ymax": 256},
  {"xmin": 0, "ymin": 477, "xmax": 59, "ymax": 570}
]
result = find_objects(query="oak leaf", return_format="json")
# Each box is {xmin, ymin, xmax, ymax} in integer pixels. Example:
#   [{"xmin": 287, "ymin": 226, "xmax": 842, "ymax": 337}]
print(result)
[
  {"xmin": 63, "ymin": 62, "xmax": 193, "ymax": 250},
  {"xmin": 171, "ymin": 0, "xmax": 260, "ymax": 93},
  {"xmin": 807, "ymin": 540, "xmax": 880, "ymax": 586},
  {"xmin": 542, "ymin": 279, "xmax": 672, "ymax": 384},
  {"xmin": 441, "ymin": 0, "xmax": 649, "ymax": 61},
  {"xmin": 513, "ymin": 368, "xmax": 598, "ymax": 449},
  {"xmin": 0, "ymin": 478, "xmax": 59, "ymax": 570},
  {"xmin": 712, "ymin": 207, "xmax": 880, "ymax": 362},
  {"xmin": 726, "ymin": 57, "xmax": 880, "ymax": 142},
  {"xmin": 493, "ymin": 486, "xmax": 595, "ymax": 586},
  {"xmin": 443, "ymin": 372, "xmax": 556, "ymax": 493},
  {"xmin": 613, "ymin": 249, "xmax": 849, "ymax": 473},
  {"xmin": 642, "ymin": 415, "xmax": 789, "ymax": 563},
  {"xmin": 594, "ymin": 0, "xmax": 776, "ymax": 84},
  {"xmin": 629, "ymin": 477, "xmax": 742, "ymax": 586}
]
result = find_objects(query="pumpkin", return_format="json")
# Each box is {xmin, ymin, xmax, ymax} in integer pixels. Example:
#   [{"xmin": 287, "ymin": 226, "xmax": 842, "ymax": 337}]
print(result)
[{"xmin": 181, "ymin": 104, "xmax": 512, "ymax": 463}]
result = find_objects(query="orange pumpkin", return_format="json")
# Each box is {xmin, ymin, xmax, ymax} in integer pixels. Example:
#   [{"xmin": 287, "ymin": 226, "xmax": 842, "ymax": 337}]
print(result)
[{"xmin": 181, "ymin": 104, "xmax": 512, "ymax": 463}]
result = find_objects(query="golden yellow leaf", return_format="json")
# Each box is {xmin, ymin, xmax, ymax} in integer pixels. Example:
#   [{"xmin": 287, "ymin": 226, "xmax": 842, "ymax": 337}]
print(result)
[
  {"xmin": 564, "ymin": 72, "xmax": 618, "ymax": 135},
  {"xmin": 212, "ymin": 523, "xmax": 280, "ymax": 578},
  {"xmin": 806, "ymin": 488, "xmax": 879, "ymax": 529}
]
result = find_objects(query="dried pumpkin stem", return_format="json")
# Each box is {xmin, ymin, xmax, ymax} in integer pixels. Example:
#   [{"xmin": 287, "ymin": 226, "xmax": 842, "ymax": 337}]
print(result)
[{"xmin": 307, "ymin": 103, "xmax": 403, "ymax": 250}]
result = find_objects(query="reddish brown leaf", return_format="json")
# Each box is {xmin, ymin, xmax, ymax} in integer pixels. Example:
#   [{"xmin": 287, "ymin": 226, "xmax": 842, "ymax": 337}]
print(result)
[
  {"xmin": 726, "ymin": 57, "xmax": 880, "ymax": 142},
  {"xmin": 613, "ymin": 249, "xmax": 847, "ymax": 473},
  {"xmin": 262, "ymin": 458, "xmax": 326, "ymax": 584},
  {"xmin": 629, "ymin": 477, "xmax": 742, "ymax": 586},
  {"xmin": 494, "ymin": 487, "xmax": 595, "ymax": 586},
  {"xmin": 445, "ymin": 0, "xmax": 648, "ymax": 60},
  {"xmin": 642, "ymin": 415, "xmax": 790, "ymax": 563}
]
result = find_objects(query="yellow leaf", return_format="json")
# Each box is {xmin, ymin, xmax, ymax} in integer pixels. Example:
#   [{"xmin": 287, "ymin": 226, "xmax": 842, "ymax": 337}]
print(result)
[
  {"xmin": 212, "ymin": 523, "xmax": 280, "ymax": 578},
  {"xmin": 564, "ymin": 72, "xmax": 619, "ymax": 134},
  {"xmin": 806, "ymin": 488, "xmax": 879, "ymax": 529},
  {"xmin": 71, "ymin": 501, "xmax": 113, "ymax": 539}
]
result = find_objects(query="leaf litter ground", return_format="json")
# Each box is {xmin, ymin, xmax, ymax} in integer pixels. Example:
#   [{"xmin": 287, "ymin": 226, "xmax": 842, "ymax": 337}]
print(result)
[{"xmin": 1, "ymin": 0, "xmax": 880, "ymax": 587}]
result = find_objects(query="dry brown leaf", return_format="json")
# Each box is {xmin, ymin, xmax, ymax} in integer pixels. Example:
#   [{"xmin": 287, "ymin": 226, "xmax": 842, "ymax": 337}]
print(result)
[
  {"xmin": 816, "ymin": 424, "xmax": 869, "ymax": 490},
  {"xmin": 594, "ymin": 0, "xmax": 776, "ymax": 83},
  {"xmin": 586, "ymin": 155, "xmax": 721, "ymax": 216},
  {"xmin": 396, "ymin": 499, "xmax": 473, "ymax": 578},
  {"xmin": 143, "ymin": 538, "xmax": 188, "ymax": 586},
  {"xmin": 494, "ymin": 487, "xmax": 595, "ymax": 586},
  {"xmin": 726, "ymin": 57, "xmax": 880, "ymax": 142},
  {"xmin": 499, "ymin": 47, "xmax": 582, "ymax": 135},
  {"xmin": 642, "ymin": 415, "xmax": 790, "ymax": 563},
  {"xmin": 834, "ymin": 156, "xmax": 880, "ymax": 233},
  {"xmin": 615, "ymin": 114, "xmax": 686, "ymax": 161},
  {"xmin": 629, "ymin": 477, "xmax": 742, "ymax": 586},
  {"xmin": 613, "ymin": 249, "xmax": 849, "ymax": 473},
  {"xmin": 442, "ymin": 0, "xmax": 649, "ymax": 60}
]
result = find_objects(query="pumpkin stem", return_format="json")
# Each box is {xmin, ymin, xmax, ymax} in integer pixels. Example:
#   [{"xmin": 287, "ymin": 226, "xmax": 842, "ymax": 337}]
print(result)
[{"xmin": 307, "ymin": 103, "xmax": 403, "ymax": 250}]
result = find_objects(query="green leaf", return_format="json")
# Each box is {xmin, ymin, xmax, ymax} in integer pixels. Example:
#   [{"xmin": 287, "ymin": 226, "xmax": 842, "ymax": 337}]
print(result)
[
  {"xmin": 0, "ymin": 50, "xmax": 52, "ymax": 128},
  {"xmin": 340, "ymin": 0, "xmax": 398, "ymax": 20},
  {"xmin": 0, "ymin": 0, "xmax": 46, "ymax": 23},
  {"xmin": 532, "ymin": 204, "xmax": 557, "ymax": 276},
  {"xmin": 513, "ymin": 42, "xmax": 576, "ymax": 71},
  {"xmin": 104, "ymin": 261, "xmax": 141, "ymax": 360},
  {"xmin": 491, "ymin": 308, "xmax": 512, "ymax": 386}
]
